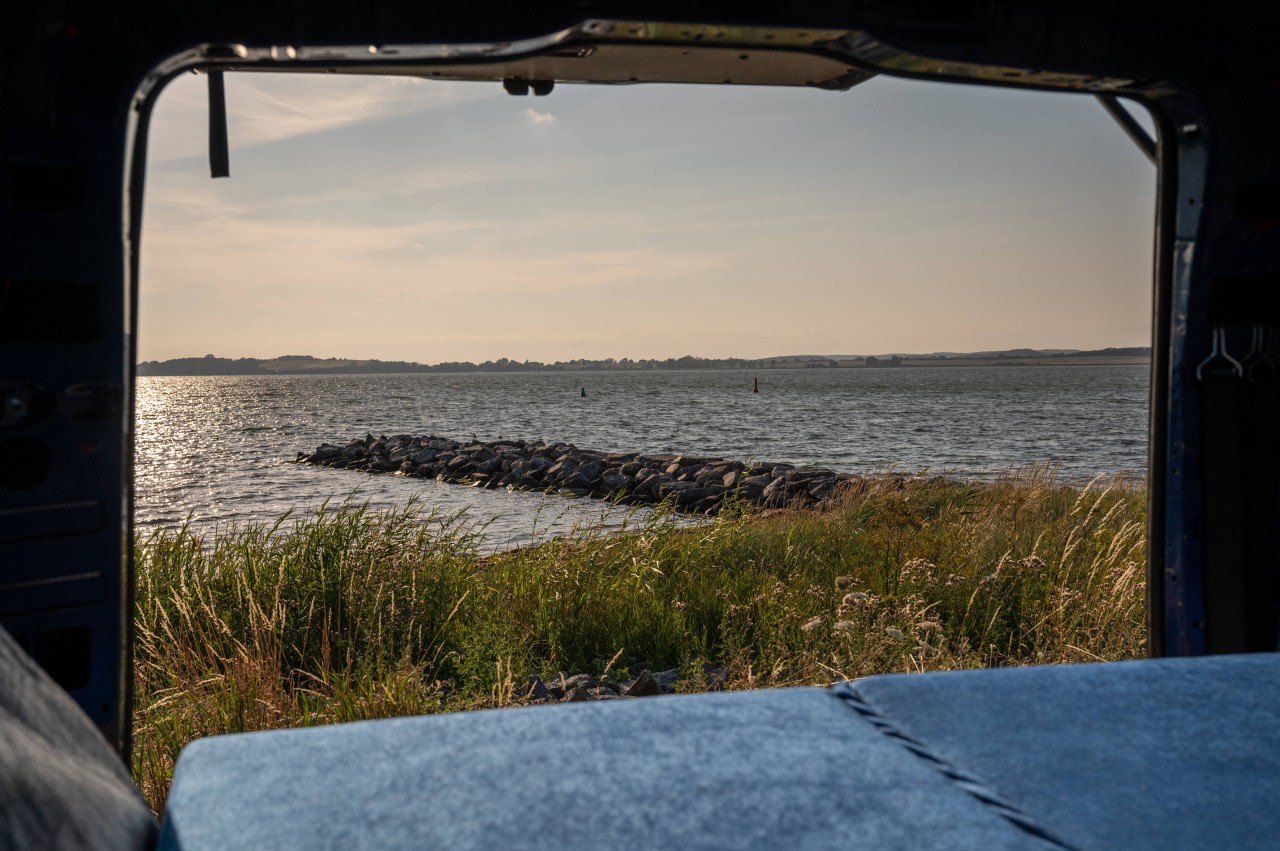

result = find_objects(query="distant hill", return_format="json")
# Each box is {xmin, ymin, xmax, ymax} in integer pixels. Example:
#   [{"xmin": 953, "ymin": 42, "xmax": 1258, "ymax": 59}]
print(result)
[
  {"xmin": 769, "ymin": 347, "xmax": 1148, "ymax": 361},
  {"xmin": 137, "ymin": 347, "xmax": 1151, "ymax": 376}
]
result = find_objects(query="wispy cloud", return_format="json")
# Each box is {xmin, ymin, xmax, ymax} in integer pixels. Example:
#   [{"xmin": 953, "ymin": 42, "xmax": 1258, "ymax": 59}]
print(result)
[
  {"xmin": 524, "ymin": 107, "xmax": 556, "ymax": 125},
  {"xmin": 144, "ymin": 153, "xmax": 585, "ymax": 227},
  {"xmin": 142, "ymin": 210, "xmax": 723, "ymax": 296},
  {"xmin": 148, "ymin": 73, "xmax": 498, "ymax": 162}
]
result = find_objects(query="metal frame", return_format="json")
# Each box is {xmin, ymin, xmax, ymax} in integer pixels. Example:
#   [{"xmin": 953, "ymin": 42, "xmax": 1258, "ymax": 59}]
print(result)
[{"xmin": 2, "ymin": 3, "xmax": 1275, "ymax": 760}]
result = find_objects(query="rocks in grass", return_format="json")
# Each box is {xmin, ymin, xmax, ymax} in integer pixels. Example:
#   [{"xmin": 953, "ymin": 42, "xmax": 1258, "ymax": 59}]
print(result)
[
  {"xmin": 296, "ymin": 433, "xmax": 863, "ymax": 515},
  {"xmin": 518, "ymin": 666, "xmax": 727, "ymax": 705},
  {"xmin": 704, "ymin": 665, "xmax": 729, "ymax": 692},
  {"xmin": 620, "ymin": 670, "xmax": 663, "ymax": 697},
  {"xmin": 561, "ymin": 674, "xmax": 598, "ymax": 691},
  {"xmin": 651, "ymin": 670, "xmax": 681, "ymax": 691},
  {"xmin": 525, "ymin": 675, "xmax": 551, "ymax": 701}
]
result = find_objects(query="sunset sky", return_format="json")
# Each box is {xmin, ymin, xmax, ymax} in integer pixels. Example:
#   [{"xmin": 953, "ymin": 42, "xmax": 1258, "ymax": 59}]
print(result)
[{"xmin": 139, "ymin": 70, "xmax": 1156, "ymax": 363}]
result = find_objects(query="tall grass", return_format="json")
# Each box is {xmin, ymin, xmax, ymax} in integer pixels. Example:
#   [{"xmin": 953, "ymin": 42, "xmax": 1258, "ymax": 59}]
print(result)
[{"xmin": 132, "ymin": 468, "xmax": 1146, "ymax": 811}]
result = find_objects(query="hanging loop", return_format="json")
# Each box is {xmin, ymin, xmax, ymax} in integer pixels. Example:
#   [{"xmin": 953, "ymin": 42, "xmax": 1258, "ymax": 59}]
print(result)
[
  {"xmin": 1196, "ymin": 326, "xmax": 1244, "ymax": 381},
  {"xmin": 1244, "ymin": 326, "xmax": 1278, "ymax": 380}
]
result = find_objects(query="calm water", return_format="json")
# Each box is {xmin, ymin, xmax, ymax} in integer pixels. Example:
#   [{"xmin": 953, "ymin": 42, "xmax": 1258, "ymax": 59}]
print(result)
[{"xmin": 135, "ymin": 366, "xmax": 1148, "ymax": 548}]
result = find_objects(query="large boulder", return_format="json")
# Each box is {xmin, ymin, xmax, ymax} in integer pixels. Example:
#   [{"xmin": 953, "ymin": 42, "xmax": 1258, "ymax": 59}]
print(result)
[
  {"xmin": 545, "ymin": 459, "xmax": 578, "ymax": 480},
  {"xmin": 600, "ymin": 472, "xmax": 633, "ymax": 493},
  {"xmin": 657, "ymin": 480, "xmax": 697, "ymax": 500},
  {"xmin": 446, "ymin": 456, "xmax": 474, "ymax": 476},
  {"xmin": 310, "ymin": 444, "xmax": 342, "ymax": 462},
  {"xmin": 808, "ymin": 477, "xmax": 837, "ymax": 500},
  {"xmin": 762, "ymin": 477, "xmax": 790, "ymax": 506},
  {"xmin": 675, "ymin": 486, "xmax": 715, "ymax": 507},
  {"xmin": 636, "ymin": 453, "xmax": 677, "ymax": 465},
  {"xmin": 466, "ymin": 445, "xmax": 496, "ymax": 462}
]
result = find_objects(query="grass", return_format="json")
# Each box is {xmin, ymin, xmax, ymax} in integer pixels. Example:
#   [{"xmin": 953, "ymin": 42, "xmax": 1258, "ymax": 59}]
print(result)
[{"xmin": 131, "ymin": 467, "xmax": 1147, "ymax": 812}]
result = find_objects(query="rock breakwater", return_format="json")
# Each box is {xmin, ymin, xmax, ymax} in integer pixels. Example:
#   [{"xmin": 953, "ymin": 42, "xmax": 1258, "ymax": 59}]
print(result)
[{"xmin": 295, "ymin": 433, "xmax": 862, "ymax": 514}]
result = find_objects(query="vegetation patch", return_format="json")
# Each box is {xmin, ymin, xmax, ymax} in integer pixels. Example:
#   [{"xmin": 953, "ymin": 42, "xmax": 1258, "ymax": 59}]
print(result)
[{"xmin": 132, "ymin": 467, "xmax": 1146, "ymax": 812}]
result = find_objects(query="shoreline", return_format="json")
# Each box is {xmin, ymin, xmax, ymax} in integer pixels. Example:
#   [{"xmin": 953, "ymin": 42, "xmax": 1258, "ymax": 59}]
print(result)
[{"xmin": 142, "ymin": 356, "xmax": 1149, "ymax": 377}]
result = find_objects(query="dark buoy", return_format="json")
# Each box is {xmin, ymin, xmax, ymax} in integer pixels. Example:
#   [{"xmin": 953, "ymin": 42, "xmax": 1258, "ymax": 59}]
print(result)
[
  {"xmin": 753, "ymin": 377, "xmax": 759, "ymax": 394},
  {"xmin": 581, "ymin": 387, "xmax": 586, "ymax": 397}
]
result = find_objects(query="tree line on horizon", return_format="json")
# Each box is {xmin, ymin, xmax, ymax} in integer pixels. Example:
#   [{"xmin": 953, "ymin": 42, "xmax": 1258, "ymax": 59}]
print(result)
[{"xmin": 135, "ymin": 347, "xmax": 1152, "ymax": 376}]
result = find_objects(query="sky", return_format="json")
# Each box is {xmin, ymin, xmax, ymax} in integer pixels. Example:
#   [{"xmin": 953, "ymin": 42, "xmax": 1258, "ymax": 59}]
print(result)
[{"xmin": 139, "ymin": 69, "xmax": 1157, "ymax": 363}]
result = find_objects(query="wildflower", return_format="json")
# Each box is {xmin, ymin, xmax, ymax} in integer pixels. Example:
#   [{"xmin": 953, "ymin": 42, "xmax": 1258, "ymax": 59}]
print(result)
[
  {"xmin": 885, "ymin": 627, "xmax": 904, "ymax": 640},
  {"xmin": 672, "ymin": 600, "xmax": 686, "ymax": 611},
  {"xmin": 1017, "ymin": 555, "xmax": 1046, "ymax": 573},
  {"xmin": 900, "ymin": 558, "xmax": 937, "ymax": 583},
  {"xmin": 835, "ymin": 576, "xmax": 855, "ymax": 592},
  {"xmin": 1055, "ymin": 588, "xmax": 1084, "ymax": 606},
  {"xmin": 801, "ymin": 616, "xmax": 824, "ymax": 633},
  {"xmin": 944, "ymin": 573, "xmax": 965, "ymax": 587},
  {"xmin": 843, "ymin": 591, "xmax": 870, "ymax": 606},
  {"xmin": 833, "ymin": 620, "xmax": 856, "ymax": 633}
]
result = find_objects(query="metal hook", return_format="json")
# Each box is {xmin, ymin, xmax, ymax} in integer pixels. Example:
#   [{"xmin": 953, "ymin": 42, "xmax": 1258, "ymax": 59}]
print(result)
[
  {"xmin": 1245, "ymin": 325, "xmax": 1278, "ymax": 380},
  {"xmin": 1239, "ymin": 325, "xmax": 1263, "ymax": 376},
  {"xmin": 1196, "ymin": 326, "xmax": 1244, "ymax": 381}
]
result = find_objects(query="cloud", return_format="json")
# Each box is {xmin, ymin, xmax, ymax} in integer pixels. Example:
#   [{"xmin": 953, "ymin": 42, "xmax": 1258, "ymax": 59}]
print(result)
[
  {"xmin": 524, "ymin": 108, "xmax": 556, "ymax": 125},
  {"xmin": 141, "ymin": 209, "xmax": 722, "ymax": 298},
  {"xmin": 147, "ymin": 73, "xmax": 497, "ymax": 162}
]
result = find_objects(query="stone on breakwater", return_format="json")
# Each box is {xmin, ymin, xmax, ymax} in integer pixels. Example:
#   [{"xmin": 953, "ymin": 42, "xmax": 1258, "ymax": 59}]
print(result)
[{"xmin": 295, "ymin": 433, "xmax": 863, "ymax": 515}]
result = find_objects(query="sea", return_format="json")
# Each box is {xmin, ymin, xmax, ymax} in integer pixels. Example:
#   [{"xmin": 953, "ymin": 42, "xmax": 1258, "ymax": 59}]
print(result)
[{"xmin": 134, "ymin": 365, "xmax": 1149, "ymax": 550}]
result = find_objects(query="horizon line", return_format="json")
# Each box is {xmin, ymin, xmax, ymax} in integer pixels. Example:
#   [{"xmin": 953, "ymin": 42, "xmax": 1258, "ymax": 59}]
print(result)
[{"xmin": 140, "ymin": 344, "xmax": 1153, "ymax": 366}]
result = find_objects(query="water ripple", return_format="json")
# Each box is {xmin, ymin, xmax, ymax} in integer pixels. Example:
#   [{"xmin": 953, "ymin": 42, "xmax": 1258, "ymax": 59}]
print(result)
[{"xmin": 135, "ymin": 366, "xmax": 1149, "ymax": 548}]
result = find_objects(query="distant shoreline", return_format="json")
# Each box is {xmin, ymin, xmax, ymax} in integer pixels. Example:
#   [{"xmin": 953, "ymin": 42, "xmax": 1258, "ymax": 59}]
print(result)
[
  {"xmin": 138, "ymin": 350, "xmax": 1150, "ymax": 377},
  {"xmin": 891, "ymin": 355, "xmax": 1150, "ymax": 368}
]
